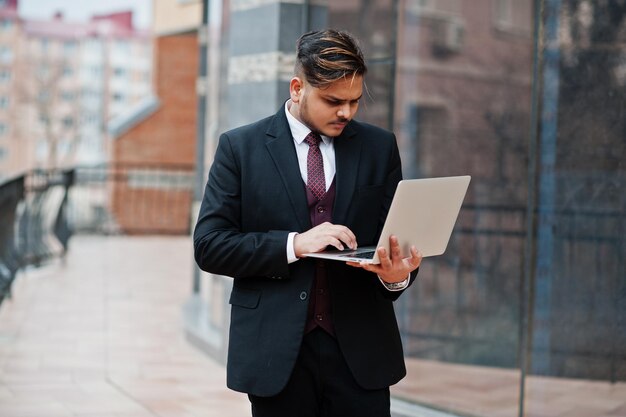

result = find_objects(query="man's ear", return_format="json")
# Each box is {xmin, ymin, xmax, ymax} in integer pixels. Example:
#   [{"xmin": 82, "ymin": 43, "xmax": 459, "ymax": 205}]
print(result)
[{"xmin": 290, "ymin": 77, "xmax": 304, "ymax": 103}]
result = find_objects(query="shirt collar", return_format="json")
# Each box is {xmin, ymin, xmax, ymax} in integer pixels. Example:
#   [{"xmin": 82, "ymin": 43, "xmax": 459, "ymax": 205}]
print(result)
[{"xmin": 284, "ymin": 100, "xmax": 332, "ymax": 146}]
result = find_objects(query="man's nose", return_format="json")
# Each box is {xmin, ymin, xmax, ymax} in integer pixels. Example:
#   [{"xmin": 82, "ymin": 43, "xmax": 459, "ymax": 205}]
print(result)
[{"xmin": 337, "ymin": 103, "xmax": 351, "ymax": 119}]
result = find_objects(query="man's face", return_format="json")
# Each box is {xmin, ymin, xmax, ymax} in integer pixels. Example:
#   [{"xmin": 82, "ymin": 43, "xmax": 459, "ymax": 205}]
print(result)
[{"xmin": 289, "ymin": 75, "xmax": 363, "ymax": 138}]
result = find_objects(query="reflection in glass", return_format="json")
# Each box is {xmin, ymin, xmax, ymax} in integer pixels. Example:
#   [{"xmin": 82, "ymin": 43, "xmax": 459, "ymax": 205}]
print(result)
[
  {"xmin": 525, "ymin": 1, "xmax": 626, "ymax": 415},
  {"xmin": 393, "ymin": 2, "xmax": 533, "ymax": 414}
]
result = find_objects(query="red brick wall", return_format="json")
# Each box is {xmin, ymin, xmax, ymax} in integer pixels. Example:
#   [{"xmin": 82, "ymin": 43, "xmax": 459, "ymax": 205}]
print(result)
[
  {"xmin": 113, "ymin": 32, "xmax": 198, "ymax": 165},
  {"xmin": 112, "ymin": 183, "xmax": 193, "ymax": 235},
  {"xmin": 111, "ymin": 32, "xmax": 198, "ymax": 234}
]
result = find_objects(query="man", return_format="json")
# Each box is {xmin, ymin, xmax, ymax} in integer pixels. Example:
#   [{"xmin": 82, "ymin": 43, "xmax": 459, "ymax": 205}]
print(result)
[{"xmin": 194, "ymin": 29, "xmax": 421, "ymax": 417}]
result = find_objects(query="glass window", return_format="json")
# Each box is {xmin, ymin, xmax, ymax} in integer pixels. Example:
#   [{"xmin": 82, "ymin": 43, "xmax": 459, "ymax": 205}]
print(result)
[
  {"xmin": 0, "ymin": 19, "xmax": 13, "ymax": 32},
  {"xmin": 326, "ymin": 0, "xmax": 533, "ymax": 415},
  {"xmin": 113, "ymin": 67, "xmax": 127, "ymax": 77},
  {"xmin": 62, "ymin": 116, "xmax": 74, "ymax": 128},
  {"xmin": 0, "ymin": 69, "xmax": 10, "ymax": 83},
  {"xmin": 0, "ymin": 45, "xmax": 13, "ymax": 64},
  {"xmin": 493, "ymin": 0, "xmax": 533, "ymax": 34},
  {"xmin": 112, "ymin": 92, "xmax": 125, "ymax": 102},
  {"xmin": 494, "ymin": 0, "xmax": 512, "ymax": 24},
  {"xmin": 113, "ymin": 40, "xmax": 131, "ymax": 54},
  {"xmin": 524, "ymin": 2, "xmax": 626, "ymax": 414},
  {"xmin": 63, "ymin": 40, "xmax": 77, "ymax": 57},
  {"xmin": 203, "ymin": 1, "xmax": 625, "ymax": 415},
  {"xmin": 325, "ymin": 0, "xmax": 400, "ymax": 129},
  {"xmin": 38, "ymin": 90, "xmax": 50, "ymax": 103},
  {"xmin": 60, "ymin": 91, "xmax": 75, "ymax": 101}
]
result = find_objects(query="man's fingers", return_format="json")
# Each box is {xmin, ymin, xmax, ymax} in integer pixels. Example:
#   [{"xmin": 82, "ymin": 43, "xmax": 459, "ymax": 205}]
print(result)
[
  {"xmin": 409, "ymin": 247, "xmax": 423, "ymax": 267},
  {"xmin": 389, "ymin": 235, "xmax": 402, "ymax": 260},
  {"xmin": 329, "ymin": 237, "xmax": 344, "ymax": 251},
  {"xmin": 328, "ymin": 229, "xmax": 355, "ymax": 250},
  {"xmin": 302, "ymin": 223, "xmax": 358, "ymax": 251},
  {"xmin": 377, "ymin": 247, "xmax": 393, "ymax": 269}
]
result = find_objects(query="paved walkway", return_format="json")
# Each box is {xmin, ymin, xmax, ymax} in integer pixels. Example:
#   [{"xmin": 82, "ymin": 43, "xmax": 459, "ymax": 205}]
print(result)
[
  {"xmin": 0, "ymin": 235, "xmax": 249, "ymax": 417},
  {"xmin": 2, "ymin": 235, "xmax": 625, "ymax": 417}
]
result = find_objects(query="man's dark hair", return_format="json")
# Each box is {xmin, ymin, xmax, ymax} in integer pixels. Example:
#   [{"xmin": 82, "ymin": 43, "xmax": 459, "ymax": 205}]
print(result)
[{"xmin": 295, "ymin": 29, "xmax": 367, "ymax": 87}]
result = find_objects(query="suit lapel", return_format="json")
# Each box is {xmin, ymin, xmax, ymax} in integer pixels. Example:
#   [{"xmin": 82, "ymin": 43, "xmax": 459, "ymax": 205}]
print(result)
[
  {"xmin": 265, "ymin": 109, "xmax": 310, "ymax": 231},
  {"xmin": 332, "ymin": 123, "xmax": 360, "ymax": 225}
]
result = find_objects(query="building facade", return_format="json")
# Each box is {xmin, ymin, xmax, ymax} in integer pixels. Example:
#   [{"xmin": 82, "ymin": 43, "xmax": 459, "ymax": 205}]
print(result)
[
  {"xmin": 0, "ymin": 0, "xmax": 19, "ymax": 177},
  {"xmin": 0, "ymin": 1, "xmax": 152, "ymax": 179}
]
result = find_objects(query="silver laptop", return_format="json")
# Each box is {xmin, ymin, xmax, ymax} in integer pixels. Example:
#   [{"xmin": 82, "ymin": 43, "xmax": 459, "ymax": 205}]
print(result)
[{"xmin": 304, "ymin": 175, "xmax": 471, "ymax": 264}]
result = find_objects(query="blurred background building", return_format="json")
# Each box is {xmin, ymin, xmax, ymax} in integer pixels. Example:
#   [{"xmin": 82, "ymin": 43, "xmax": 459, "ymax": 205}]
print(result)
[
  {"xmin": 0, "ymin": 0, "xmax": 152, "ymax": 178},
  {"xmin": 0, "ymin": 0, "xmax": 624, "ymax": 416}
]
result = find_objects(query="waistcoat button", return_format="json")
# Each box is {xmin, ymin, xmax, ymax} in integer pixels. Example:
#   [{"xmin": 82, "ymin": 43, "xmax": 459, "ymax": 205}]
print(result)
[{"xmin": 299, "ymin": 291, "xmax": 307, "ymax": 300}]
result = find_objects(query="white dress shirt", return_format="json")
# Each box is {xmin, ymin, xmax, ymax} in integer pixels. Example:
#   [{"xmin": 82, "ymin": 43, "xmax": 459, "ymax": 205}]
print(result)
[{"xmin": 283, "ymin": 101, "xmax": 408, "ymax": 291}]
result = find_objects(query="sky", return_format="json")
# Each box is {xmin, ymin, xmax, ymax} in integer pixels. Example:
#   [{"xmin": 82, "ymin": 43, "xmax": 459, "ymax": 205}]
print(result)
[{"xmin": 18, "ymin": 0, "xmax": 152, "ymax": 29}]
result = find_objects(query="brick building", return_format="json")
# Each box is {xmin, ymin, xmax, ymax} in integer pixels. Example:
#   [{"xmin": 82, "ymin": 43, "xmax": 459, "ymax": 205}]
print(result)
[{"xmin": 107, "ymin": 0, "xmax": 202, "ymax": 234}]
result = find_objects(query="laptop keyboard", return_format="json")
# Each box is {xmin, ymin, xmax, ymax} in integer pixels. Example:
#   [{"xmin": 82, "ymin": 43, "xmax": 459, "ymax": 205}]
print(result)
[{"xmin": 338, "ymin": 250, "xmax": 376, "ymax": 259}]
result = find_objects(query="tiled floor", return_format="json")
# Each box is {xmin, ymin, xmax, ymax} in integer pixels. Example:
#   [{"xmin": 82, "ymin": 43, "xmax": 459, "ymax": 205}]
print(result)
[
  {"xmin": 0, "ymin": 236, "xmax": 249, "ymax": 417},
  {"xmin": 393, "ymin": 359, "xmax": 626, "ymax": 417},
  {"xmin": 1, "ymin": 235, "xmax": 624, "ymax": 417}
]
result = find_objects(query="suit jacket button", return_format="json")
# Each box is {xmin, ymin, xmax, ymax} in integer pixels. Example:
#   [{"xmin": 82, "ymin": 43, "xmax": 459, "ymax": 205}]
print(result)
[{"xmin": 299, "ymin": 291, "xmax": 307, "ymax": 300}]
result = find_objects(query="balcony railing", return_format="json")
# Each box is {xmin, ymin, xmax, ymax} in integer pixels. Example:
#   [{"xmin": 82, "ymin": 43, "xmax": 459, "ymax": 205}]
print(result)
[
  {"xmin": 0, "ymin": 163, "xmax": 195, "ymax": 305},
  {"xmin": 0, "ymin": 169, "xmax": 73, "ymax": 303},
  {"xmin": 69, "ymin": 163, "xmax": 195, "ymax": 235}
]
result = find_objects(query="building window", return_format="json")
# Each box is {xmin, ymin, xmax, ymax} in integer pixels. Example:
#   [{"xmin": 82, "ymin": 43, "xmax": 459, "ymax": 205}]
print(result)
[
  {"xmin": 0, "ymin": 96, "xmax": 8, "ymax": 109},
  {"xmin": 0, "ymin": 69, "xmax": 10, "ymax": 83},
  {"xmin": 60, "ymin": 91, "xmax": 75, "ymax": 101},
  {"xmin": 36, "ymin": 139, "xmax": 48, "ymax": 161},
  {"xmin": 62, "ymin": 116, "xmax": 74, "ymax": 128},
  {"xmin": 41, "ymin": 38, "xmax": 50, "ymax": 53},
  {"xmin": 0, "ymin": 46, "xmax": 13, "ymax": 64},
  {"xmin": 494, "ymin": 0, "xmax": 512, "ymax": 24},
  {"xmin": 82, "ymin": 113, "xmax": 99, "ymax": 126},
  {"xmin": 0, "ymin": 122, "xmax": 7, "ymax": 136},
  {"xmin": 38, "ymin": 90, "xmax": 50, "ymax": 103},
  {"xmin": 113, "ymin": 40, "xmax": 130, "ymax": 54},
  {"xmin": 39, "ymin": 114, "xmax": 50, "ymax": 126},
  {"xmin": 63, "ymin": 40, "xmax": 76, "ymax": 56},
  {"xmin": 0, "ymin": 19, "xmax": 13, "ymax": 32},
  {"xmin": 492, "ymin": 0, "xmax": 532, "ymax": 35},
  {"xmin": 37, "ymin": 64, "xmax": 50, "ymax": 79},
  {"xmin": 0, "ymin": 146, "xmax": 7, "ymax": 162},
  {"xmin": 113, "ymin": 67, "xmax": 127, "ymax": 77}
]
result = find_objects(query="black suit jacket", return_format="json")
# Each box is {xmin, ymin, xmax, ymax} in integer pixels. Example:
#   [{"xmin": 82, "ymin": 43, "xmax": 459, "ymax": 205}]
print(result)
[{"xmin": 193, "ymin": 106, "xmax": 417, "ymax": 397}]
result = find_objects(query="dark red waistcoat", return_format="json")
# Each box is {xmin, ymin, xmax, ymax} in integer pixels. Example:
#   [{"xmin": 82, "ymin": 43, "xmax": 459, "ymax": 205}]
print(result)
[{"xmin": 304, "ymin": 180, "xmax": 336, "ymax": 335}]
